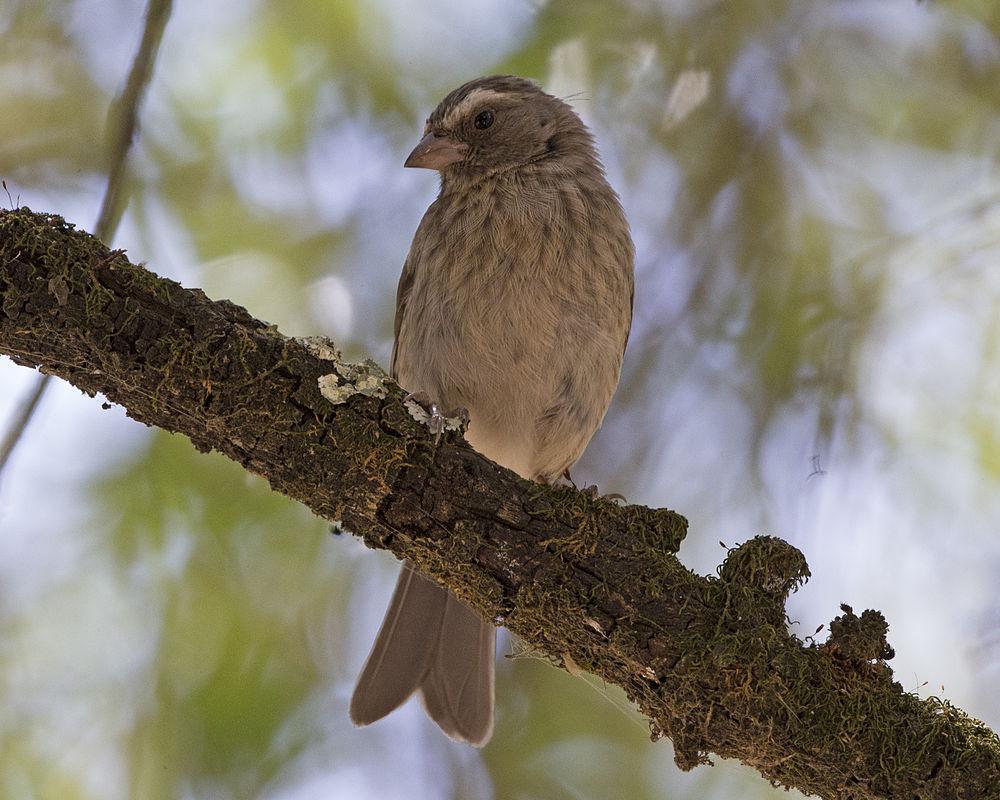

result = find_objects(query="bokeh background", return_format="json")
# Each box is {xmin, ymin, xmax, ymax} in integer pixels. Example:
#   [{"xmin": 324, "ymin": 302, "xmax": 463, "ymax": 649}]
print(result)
[{"xmin": 2, "ymin": 0, "xmax": 999, "ymax": 798}]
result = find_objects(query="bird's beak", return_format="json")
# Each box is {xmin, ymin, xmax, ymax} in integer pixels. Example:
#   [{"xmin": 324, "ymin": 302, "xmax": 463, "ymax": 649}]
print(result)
[{"xmin": 404, "ymin": 132, "xmax": 467, "ymax": 170}]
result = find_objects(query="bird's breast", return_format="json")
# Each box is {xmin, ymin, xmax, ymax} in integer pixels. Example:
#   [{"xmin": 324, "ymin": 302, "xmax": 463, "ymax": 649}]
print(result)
[{"xmin": 395, "ymin": 173, "xmax": 632, "ymax": 445}]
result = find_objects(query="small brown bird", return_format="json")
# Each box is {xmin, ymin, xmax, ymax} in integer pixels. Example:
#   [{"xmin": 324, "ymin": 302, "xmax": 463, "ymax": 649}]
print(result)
[{"xmin": 349, "ymin": 75, "xmax": 634, "ymax": 746}]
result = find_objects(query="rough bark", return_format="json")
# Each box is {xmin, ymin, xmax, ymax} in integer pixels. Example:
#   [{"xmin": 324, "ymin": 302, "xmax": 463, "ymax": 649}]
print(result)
[{"xmin": 1, "ymin": 207, "xmax": 998, "ymax": 800}]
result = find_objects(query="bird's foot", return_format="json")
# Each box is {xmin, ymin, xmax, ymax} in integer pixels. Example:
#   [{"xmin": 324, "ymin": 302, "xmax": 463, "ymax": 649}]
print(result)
[
  {"xmin": 562, "ymin": 469, "xmax": 627, "ymax": 504},
  {"xmin": 404, "ymin": 392, "xmax": 469, "ymax": 444}
]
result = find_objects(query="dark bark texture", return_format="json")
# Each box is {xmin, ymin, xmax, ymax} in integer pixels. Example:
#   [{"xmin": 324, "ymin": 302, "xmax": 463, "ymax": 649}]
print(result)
[{"xmin": 2, "ymin": 208, "xmax": 998, "ymax": 799}]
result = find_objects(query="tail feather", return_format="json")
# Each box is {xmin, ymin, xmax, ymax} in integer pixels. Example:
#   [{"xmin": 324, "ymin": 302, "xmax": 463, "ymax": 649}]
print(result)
[
  {"xmin": 350, "ymin": 562, "xmax": 496, "ymax": 746},
  {"xmin": 419, "ymin": 592, "xmax": 495, "ymax": 746},
  {"xmin": 349, "ymin": 563, "xmax": 447, "ymax": 726}
]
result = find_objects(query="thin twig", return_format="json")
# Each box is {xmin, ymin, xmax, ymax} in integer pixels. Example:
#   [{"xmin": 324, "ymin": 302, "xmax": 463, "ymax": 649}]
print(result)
[
  {"xmin": 93, "ymin": 0, "xmax": 174, "ymax": 241},
  {"xmin": 0, "ymin": 0, "xmax": 173, "ymax": 479},
  {"xmin": 0, "ymin": 375, "xmax": 51, "ymax": 474}
]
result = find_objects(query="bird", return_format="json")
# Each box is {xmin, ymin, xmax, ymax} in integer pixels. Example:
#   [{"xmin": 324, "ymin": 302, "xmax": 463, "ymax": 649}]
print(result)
[{"xmin": 349, "ymin": 75, "xmax": 634, "ymax": 747}]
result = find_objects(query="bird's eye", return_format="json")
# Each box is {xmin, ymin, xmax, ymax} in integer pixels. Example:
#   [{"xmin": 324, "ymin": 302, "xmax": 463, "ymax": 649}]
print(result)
[{"xmin": 474, "ymin": 110, "xmax": 495, "ymax": 130}]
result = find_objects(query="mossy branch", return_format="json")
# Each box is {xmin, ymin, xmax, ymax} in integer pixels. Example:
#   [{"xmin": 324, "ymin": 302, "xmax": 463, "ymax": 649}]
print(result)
[{"xmin": 1, "ymin": 207, "xmax": 998, "ymax": 799}]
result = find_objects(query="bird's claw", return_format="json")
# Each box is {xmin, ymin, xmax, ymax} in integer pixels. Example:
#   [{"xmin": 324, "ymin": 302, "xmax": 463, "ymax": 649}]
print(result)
[
  {"xmin": 405, "ymin": 391, "xmax": 445, "ymax": 440},
  {"xmin": 404, "ymin": 392, "xmax": 468, "ymax": 445},
  {"xmin": 563, "ymin": 469, "xmax": 627, "ymax": 504}
]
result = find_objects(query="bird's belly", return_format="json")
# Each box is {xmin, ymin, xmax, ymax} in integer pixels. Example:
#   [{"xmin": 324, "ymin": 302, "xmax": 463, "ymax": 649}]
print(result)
[
  {"xmin": 395, "ymin": 280, "xmax": 619, "ymax": 482},
  {"xmin": 400, "ymin": 287, "xmax": 557, "ymax": 417}
]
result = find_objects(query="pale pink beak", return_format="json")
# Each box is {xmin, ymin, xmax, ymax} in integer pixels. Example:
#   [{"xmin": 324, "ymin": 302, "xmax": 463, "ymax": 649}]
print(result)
[{"xmin": 404, "ymin": 132, "xmax": 468, "ymax": 170}]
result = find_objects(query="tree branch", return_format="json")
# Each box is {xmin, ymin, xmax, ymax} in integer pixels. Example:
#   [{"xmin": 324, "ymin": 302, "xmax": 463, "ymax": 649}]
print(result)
[{"xmin": 1, "ymin": 208, "xmax": 998, "ymax": 799}]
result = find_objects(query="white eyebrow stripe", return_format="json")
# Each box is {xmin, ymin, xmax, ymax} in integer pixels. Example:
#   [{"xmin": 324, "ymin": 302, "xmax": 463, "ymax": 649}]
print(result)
[{"xmin": 442, "ymin": 89, "xmax": 508, "ymax": 128}]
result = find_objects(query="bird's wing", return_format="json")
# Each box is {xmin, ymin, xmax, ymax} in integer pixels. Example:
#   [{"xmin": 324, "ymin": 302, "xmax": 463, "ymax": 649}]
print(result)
[
  {"xmin": 390, "ymin": 251, "xmax": 416, "ymax": 382},
  {"xmin": 623, "ymin": 274, "xmax": 634, "ymax": 362}
]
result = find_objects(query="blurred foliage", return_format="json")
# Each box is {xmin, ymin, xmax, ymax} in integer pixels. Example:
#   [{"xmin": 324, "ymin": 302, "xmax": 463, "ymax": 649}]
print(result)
[
  {"xmin": 98, "ymin": 433, "xmax": 341, "ymax": 797},
  {"xmin": 1, "ymin": 0, "xmax": 998, "ymax": 798},
  {"xmin": 490, "ymin": 652, "xmax": 656, "ymax": 800},
  {"xmin": 0, "ymin": 2, "xmax": 105, "ymax": 185}
]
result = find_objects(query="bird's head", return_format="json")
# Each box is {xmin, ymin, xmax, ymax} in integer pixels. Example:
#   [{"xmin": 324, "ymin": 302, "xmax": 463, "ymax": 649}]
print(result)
[{"xmin": 404, "ymin": 76, "xmax": 595, "ymax": 177}]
